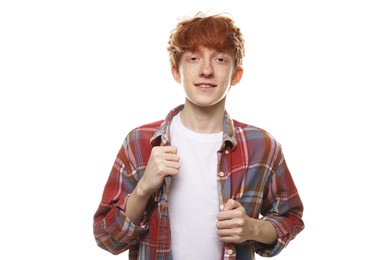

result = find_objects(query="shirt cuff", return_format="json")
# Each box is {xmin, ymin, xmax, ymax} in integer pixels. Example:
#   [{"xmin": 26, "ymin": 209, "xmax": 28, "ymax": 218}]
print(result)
[{"xmin": 254, "ymin": 218, "xmax": 287, "ymax": 257}]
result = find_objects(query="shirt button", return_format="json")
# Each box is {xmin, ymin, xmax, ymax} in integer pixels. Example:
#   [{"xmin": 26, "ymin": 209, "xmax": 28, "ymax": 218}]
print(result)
[
  {"xmin": 227, "ymin": 248, "xmax": 234, "ymax": 255},
  {"xmin": 218, "ymin": 171, "xmax": 225, "ymax": 177}
]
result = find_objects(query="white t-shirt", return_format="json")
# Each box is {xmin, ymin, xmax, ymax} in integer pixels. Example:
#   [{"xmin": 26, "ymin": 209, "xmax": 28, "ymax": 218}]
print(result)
[{"xmin": 168, "ymin": 113, "xmax": 223, "ymax": 260}]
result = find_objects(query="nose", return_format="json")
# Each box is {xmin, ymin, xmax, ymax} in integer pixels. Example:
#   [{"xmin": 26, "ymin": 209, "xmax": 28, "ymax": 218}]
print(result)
[{"xmin": 199, "ymin": 60, "xmax": 214, "ymax": 78}]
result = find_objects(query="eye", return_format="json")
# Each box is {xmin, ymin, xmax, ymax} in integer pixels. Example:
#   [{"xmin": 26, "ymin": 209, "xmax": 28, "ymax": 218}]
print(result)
[{"xmin": 215, "ymin": 55, "xmax": 230, "ymax": 63}]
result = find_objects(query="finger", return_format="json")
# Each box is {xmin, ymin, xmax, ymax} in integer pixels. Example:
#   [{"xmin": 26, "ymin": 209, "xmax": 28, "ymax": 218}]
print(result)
[
  {"xmin": 216, "ymin": 219, "xmax": 235, "ymax": 229},
  {"xmin": 216, "ymin": 229, "xmax": 240, "ymax": 244},
  {"xmin": 156, "ymin": 161, "xmax": 180, "ymax": 175},
  {"xmin": 164, "ymin": 167, "xmax": 180, "ymax": 176},
  {"xmin": 160, "ymin": 146, "xmax": 178, "ymax": 154},
  {"xmin": 151, "ymin": 146, "xmax": 178, "ymax": 157},
  {"xmin": 216, "ymin": 229, "xmax": 230, "ymax": 236},
  {"xmin": 217, "ymin": 209, "xmax": 245, "ymax": 222},
  {"xmin": 162, "ymin": 152, "xmax": 180, "ymax": 162},
  {"xmin": 165, "ymin": 161, "xmax": 180, "ymax": 171},
  {"xmin": 217, "ymin": 211, "xmax": 232, "ymax": 221},
  {"xmin": 216, "ymin": 228, "xmax": 236, "ymax": 236}
]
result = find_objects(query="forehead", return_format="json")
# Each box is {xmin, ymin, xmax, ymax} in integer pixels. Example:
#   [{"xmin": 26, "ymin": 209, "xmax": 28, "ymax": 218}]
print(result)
[{"xmin": 183, "ymin": 46, "xmax": 232, "ymax": 56}]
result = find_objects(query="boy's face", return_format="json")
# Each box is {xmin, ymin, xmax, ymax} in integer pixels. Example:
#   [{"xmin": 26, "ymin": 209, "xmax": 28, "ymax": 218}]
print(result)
[{"xmin": 172, "ymin": 46, "xmax": 242, "ymax": 109}]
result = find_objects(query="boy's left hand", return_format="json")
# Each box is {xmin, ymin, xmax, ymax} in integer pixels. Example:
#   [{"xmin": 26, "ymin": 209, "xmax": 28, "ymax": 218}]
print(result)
[{"xmin": 216, "ymin": 199, "xmax": 253, "ymax": 244}]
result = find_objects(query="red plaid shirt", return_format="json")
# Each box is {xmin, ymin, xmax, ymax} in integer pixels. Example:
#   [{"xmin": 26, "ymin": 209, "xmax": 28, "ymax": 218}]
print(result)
[{"xmin": 93, "ymin": 105, "xmax": 304, "ymax": 259}]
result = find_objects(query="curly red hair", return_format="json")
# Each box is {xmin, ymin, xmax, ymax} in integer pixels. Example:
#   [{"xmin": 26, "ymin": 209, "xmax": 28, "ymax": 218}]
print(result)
[{"xmin": 168, "ymin": 13, "xmax": 245, "ymax": 69}]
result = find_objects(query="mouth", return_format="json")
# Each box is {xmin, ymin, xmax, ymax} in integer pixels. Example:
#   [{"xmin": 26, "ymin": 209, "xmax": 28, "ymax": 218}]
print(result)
[{"xmin": 194, "ymin": 83, "xmax": 217, "ymax": 89}]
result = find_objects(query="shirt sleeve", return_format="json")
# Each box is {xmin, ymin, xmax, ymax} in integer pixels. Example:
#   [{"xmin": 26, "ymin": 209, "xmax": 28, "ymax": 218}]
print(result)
[
  {"xmin": 93, "ymin": 143, "xmax": 149, "ymax": 255},
  {"xmin": 255, "ymin": 154, "xmax": 305, "ymax": 257}
]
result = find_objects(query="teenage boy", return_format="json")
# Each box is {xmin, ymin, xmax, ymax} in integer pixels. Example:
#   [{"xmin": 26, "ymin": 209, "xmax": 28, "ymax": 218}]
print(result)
[{"xmin": 93, "ymin": 13, "xmax": 304, "ymax": 259}]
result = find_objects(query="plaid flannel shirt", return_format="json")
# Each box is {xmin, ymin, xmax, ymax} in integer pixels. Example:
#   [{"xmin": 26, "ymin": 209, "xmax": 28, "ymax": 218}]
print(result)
[{"xmin": 93, "ymin": 104, "xmax": 304, "ymax": 259}]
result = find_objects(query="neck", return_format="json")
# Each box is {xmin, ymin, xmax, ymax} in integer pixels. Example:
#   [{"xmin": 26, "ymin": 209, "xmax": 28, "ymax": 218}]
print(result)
[{"xmin": 180, "ymin": 99, "xmax": 226, "ymax": 134}]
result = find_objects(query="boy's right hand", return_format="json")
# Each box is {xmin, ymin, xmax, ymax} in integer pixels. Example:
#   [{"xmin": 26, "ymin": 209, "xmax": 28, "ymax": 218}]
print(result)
[{"xmin": 138, "ymin": 146, "xmax": 180, "ymax": 196}]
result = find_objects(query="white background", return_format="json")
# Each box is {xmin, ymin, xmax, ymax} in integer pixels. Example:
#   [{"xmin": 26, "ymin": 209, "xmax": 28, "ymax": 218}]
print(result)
[{"xmin": 1, "ymin": 0, "xmax": 389, "ymax": 259}]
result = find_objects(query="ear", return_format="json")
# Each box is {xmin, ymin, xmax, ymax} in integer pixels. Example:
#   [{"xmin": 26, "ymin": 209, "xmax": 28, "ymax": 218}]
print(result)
[
  {"xmin": 171, "ymin": 66, "xmax": 181, "ymax": 83},
  {"xmin": 230, "ymin": 67, "xmax": 243, "ymax": 86}
]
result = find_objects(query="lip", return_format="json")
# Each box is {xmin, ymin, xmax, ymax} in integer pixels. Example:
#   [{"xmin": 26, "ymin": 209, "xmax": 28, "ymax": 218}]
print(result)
[{"xmin": 194, "ymin": 83, "xmax": 217, "ymax": 88}]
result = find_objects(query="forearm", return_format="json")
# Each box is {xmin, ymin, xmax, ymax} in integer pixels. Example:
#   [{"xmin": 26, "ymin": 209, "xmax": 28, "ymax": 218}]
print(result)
[
  {"xmin": 248, "ymin": 218, "xmax": 277, "ymax": 245},
  {"xmin": 124, "ymin": 178, "xmax": 152, "ymax": 225}
]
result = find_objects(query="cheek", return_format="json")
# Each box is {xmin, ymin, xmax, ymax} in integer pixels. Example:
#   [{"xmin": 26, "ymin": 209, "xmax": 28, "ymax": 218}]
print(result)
[
  {"xmin": 217, "ymin": 67, "xmax": 233, "ymax": 80},
  {"xmin": 182, "ymin": 68, "xmax": 197, "ymax": 80},
  {"xmin": 216, "ymin": 72, "xmax": 231, "ymax": 84}
]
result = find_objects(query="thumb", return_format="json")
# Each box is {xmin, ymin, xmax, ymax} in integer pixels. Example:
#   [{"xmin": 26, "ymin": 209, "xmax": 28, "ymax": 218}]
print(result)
[{"xmin": 223, "ymin": 199, "xmax": 239, "ymax": 211}]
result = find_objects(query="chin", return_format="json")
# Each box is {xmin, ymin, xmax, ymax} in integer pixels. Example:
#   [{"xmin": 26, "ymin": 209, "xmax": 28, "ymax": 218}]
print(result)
[{"xmin": 187, "ymin": 99, "xmax": 224, "ymax": 108}]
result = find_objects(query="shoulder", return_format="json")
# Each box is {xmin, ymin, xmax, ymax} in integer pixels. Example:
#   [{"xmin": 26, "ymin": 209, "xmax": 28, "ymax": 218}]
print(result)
[
  {"xmin": 232, "ymin": 119, "xmax": 283, "ymax": 162},
  {"xmin": 233, "ymin": 119, "xmax": 279, "ymax": 144},
  {"xmin": 118, "ymin": 120, "xmax": 164, "ymax": 164},
  {"xmin": 127, "ymin": 120, "xmax": 163, "ymax": 140},
  {"xmin": 121, "ymin": 119, "xmax": 163, "ymax": 151}
]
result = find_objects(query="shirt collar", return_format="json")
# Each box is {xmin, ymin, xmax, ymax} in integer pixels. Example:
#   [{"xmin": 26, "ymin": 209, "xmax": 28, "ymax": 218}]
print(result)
[{"xmin": 150, "ymin": 104, "xmax": 237, "ymax": 151}]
